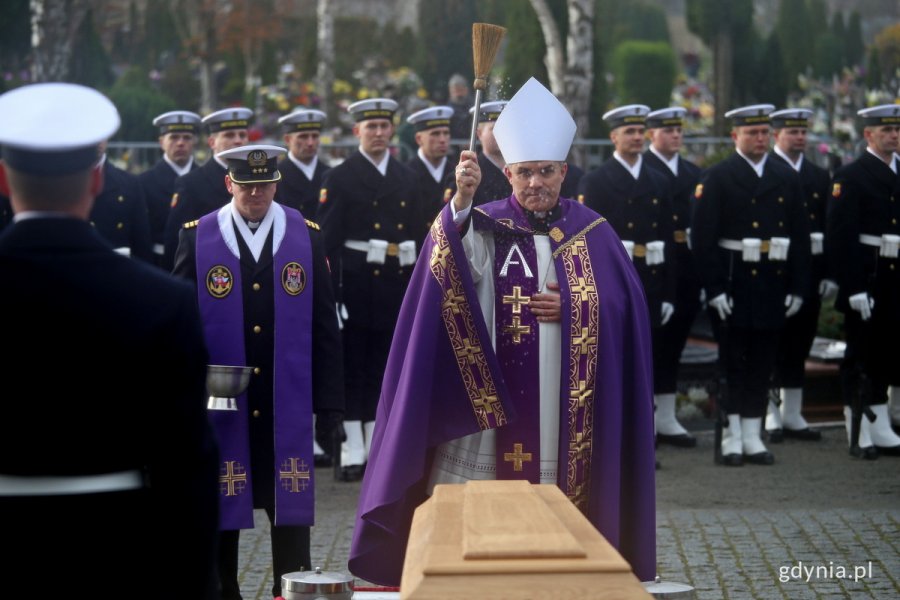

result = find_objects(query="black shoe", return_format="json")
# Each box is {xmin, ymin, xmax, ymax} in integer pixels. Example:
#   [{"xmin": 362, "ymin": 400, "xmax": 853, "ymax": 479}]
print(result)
[
  {"xmin": 314, "ymin": 454, "xmax": 333, "ymax": 467},
  {"xmin": 340, "ymin": 464, "xmax": 365, "ymax": 482},
  {"xmin": 657, "ymin": 432, "xmax": 697, "ymax": 448},
  {"xmin": 655, "ymin": 460, "xmax": 661, "ymax": 470},
  {"xmin": 783, "ymin": 427, "xmax": 822, "ymax": 441},
  {"xmin": 849, "ymin": 446, "xmax": 879, "ymax": 460},
  {"xmin": 875, "ymin": 445, "xmax": 900, "ymax": 456},
  {"xmin": 744, "ymin": 451, "xmax": 775, "ymax": 465},
  {"xmin": 767, "ymin": 429, "xmax": 784, "ymax": 444},
  {"xmin": 717, "ymin": 453, "xmax": 743, "ymax": 467}
]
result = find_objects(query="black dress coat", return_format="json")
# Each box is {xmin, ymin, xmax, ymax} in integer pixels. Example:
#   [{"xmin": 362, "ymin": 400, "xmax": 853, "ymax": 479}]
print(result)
[
  {"xmin": 691, "ymin": 153, "xmax": 811, "ymax": 330},
  {"xmin": 137, "ymin": 157, "xmax": 198, "ymax": 265},
  {"xmin": 274, "ymin": 155, "xmax": 331, "ymax": 219},
  {"xmin": 317, "ymin": 151, "xmax": 424, "ymax": 331},
  {"xmin": 162, "ymin": 159, "xmax": 231, "ymax": 270},
  {"xmin": 0, "ymin": 216, "xmax": 219, "ymax": 599},
  {"xmin": 577, "ymin": 158, "xmax": 677, "ymax": 327},
  {"xmin": 472, "ymin": 152, "xmax": 512, "ymax": 207},
  {"xmin": 406, "ymin": 153, "xmax": 455, "ymax": 228},
  {"xmin": 89, "ymin": 160, "xmax": 153, "ymax": 262}
]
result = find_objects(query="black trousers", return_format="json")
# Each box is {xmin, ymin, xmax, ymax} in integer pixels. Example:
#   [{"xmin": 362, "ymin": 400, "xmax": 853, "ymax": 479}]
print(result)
[
  {"xmin": 711, "ymin": 317, "xmax": 780, "ymax": 418},
  {"xmin": 773, "ymin": 295, "xmax": 820, "ymax": 388},
  {"xmin": 217, "ymin": 506, "xmax": 311, "ymax": 600},
  {"xmin": 840, "ymin": 310, "xmax": 898, "ymax": 406},
  {"xmin": 342, "ymin": 324, "xmax": 393, "ymax": 422},
  {"xmin": 654, "ymin": 277, "xmax": 702, "ymax": 393}
]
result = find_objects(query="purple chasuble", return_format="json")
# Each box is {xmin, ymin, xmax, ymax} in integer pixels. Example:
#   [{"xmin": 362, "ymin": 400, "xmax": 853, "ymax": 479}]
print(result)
[
  {"xmin": 196, "ymin": 208, "xmax": 315, "ymax": 530},
  {"xmin": 349, "ymin": 196, "xmax": 656, "ymax": 585}
]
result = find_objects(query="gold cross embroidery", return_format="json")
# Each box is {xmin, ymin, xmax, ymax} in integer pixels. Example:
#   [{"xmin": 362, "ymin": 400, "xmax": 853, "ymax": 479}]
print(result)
[
  {"xmin": 503, "ymin": 315, "xmax": 531, "ymax": 343},
  {"xmin": 570, "ymin": 380, "xmax": 593, "ymax": 408},
  {"xmin": 430, "ymin": 243, "xmax": 451, "ymax": 269},
  {"xmin": 502, "ymin": 285, "xmax": 530, "ymax": 314},
  {"xmin": 570, "ymin": 432, "xmax": 590, "ymax": 459},
  {"xmin": 473, "ymin": 388, "xmax": 498, "ymax": 415},
  {"xmin": 570, "ymin": 277, "xmax": 592, "ymax": 302},
  {"xmin": 572, "ymin": 327, "xmax": 597, "ymax": 355},
  {"xmin": 455, "ymin": 338, "xmax": 482, "ymax": 364},
  {"xmin": 279, "ymin": 457, "xmax": 311, "ymax": 493},
  {"xmin": 504, "ymin": 442, "xmax": 533, "ymax": 471},
  {"xmin": 442, "ymin": 288, "xmax": 465, "ymax": 315},
  {"xmin": 220, "ymin": 461, "xmax": 248, "ymax": 497}
]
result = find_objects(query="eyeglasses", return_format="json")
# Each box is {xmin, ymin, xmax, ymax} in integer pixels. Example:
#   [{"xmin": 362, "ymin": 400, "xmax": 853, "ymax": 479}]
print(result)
[{"xmin": 511, "ymin": 164, "xmax": 560, "ymax": 181}]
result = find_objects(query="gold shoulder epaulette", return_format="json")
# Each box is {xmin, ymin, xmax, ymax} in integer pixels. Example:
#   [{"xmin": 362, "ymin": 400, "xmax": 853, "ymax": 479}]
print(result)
[
  {"xmin": 305, "ymin": 219, "xmax": 320, "ymax": 230},
  {"xmin": 183, "ymin": 219, "xmax": 199, "ymax": 229}
]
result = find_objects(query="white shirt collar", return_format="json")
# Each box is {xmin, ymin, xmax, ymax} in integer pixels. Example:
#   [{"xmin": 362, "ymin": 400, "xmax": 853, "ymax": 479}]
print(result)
[
  {"xmin": 736, "ymin": 149, "xmax": 768, "ymax": 177},
  {"xmin": 613, "ymin": 151, "xmax": 643, "ymax": 180},
  {"xmin": 649, "ymin": 145, "xmax": 679, "ymax": 176},
  {"xmin": 163, "ymin": 154, "xmax": 194, "ymax": 177},
  {"xmin": 774, "ymin": 145, "xmax": 803, "ymax": 172},
  {"xmin": 289, "ymin": 152, "xmax": 318, "ymax": 181},
  {"xmin": 218, "ymin": 201, "xmax": 286, "ymax": 262},
  {"xmin": 359, "ymin": 147, "xmax": 389, "ymax": 176},
  {"xmin": 417, "ymin": 148, "xmax": 447, "ymax": 183}
]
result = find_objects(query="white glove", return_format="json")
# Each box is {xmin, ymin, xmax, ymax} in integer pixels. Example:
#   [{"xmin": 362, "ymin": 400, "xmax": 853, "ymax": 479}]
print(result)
[
  {"xmin": 699, "ymin": 288, "xmax": 707, "ymax": 305},
  {"xmin": 784, "ymin": 294, "xmax": 803, "ymax": 318},
  {"xmin": 661, "ymin": 302, "xmax": 675, "ymax": 326},
  {"xmin": 709, "ymin": 293, "xmax": 732, "ymax": 320},
  {"xmin": 848, "ymin": 292, "xmax": 874, "ymax": 321},
  {"xmin": 818, "ymin": 279, "xmax": 839, "ymax": 300},
  {"xmin": 336, "ymin": 302, "xmax": 349, "ymax": 330}
]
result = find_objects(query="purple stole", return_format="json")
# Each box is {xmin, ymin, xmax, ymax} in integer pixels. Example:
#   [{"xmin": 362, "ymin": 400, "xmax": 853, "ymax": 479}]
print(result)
[
  {"xmin": 492, "ymin": 227, "xmax": 542, "ymax": 482},
  {"xmin": 196, "ymin": 208, "xmax": 315, "ymax": 529}
]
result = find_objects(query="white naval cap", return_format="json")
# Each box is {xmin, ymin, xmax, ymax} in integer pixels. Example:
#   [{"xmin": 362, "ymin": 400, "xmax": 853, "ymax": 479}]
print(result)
[
  {"xmin": 857, "ymin": 104, "xmax": 900, "ymax": 127},
  {"xmin": 153, "ymin": 110, "xmax": 201, "ymax": 135},
  {"xmin": 406, "ymin": 105, "xmax": 453, "ymax": 131},
  {"xmin": 202, "ymin": 107, "xmax": 254, "ymax": 133},
  {"xmin": 278, "ymin": 109, "xmax": 327, "ymax": 133},
  {"xmin": 770, "ymin": 108, "xmax": 813, "ymax": 129},
  {"xmin": 602, "ymin": 104, "xmax": 651, "ymax": 130},
  {"xmin": 0, "ymin": 82, "xmax": 120, "ymax": 175},
  {"xmin": 347, "ymin": 98, "xmax": 398, "ymax": 122},
  {"xmin": 724, "ymin": 104, "xmax": 775, "ymax": 126},
  {"xmin": 646, "ymin": 107, "xmax": 687, "ymax": 129},
  {"xmin": 492, "ymin": 77, "xmax": 576, "ymax": 165},
  {"xmin": 469, "ymin": 99, "xmax": 508, "ymax": 123},
  {"xmin": 216, "ymin": 144, "xmax": 286, "ymax": 184}
]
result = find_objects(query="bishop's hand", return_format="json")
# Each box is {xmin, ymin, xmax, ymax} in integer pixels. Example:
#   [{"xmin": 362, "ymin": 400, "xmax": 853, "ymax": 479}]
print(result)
[{"xmin": 452, "ymin": 150, "xmax": 481, "ymax": 213}]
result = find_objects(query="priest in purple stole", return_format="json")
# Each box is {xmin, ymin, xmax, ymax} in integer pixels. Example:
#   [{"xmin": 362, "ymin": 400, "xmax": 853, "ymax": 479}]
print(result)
[
  {"xmin": 349, "ymin": 78, "xmax": 657, "ymax": 586},
  {"xmin": 173, "ymin": 144, "xmax": 345, "ymax": 600}
]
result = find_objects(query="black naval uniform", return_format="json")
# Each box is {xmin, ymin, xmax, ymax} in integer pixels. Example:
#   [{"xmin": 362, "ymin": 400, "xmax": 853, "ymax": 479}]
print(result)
[
  {"xmin": 317, "ymin": 151, "xmax": 423, "ymax": 429},
  {"xmin": 769, "ymin": 152, "xmax": 831, "ymax": 390},
  {"xmin": 643, "ymin": 150, "xmax": 703, "ymax": 394},
  {"xmin": 173, "ymin": 211, "xmax": 344, "ymax": 600},
  {"xmin": 162, "ymin": 158, "xmax": 232, "ymax": 270},
  {"xmin": 472, "ymin": 153, "xmax": 511, "ymax": 207},
  {"xmin": 274, "ymin": 155, "xmax": 331, "ymax": 218},
  {"xmin": 89, "ymin": 159, "xmax": 153, "ymax": 262},
  {"xmin": 691, "ymin": 153, "xmax": 811, "ymax": 418},
  {"xmin": 577, "ymin": 157, "xmax": 677, "ymax": 331},
  {"xmin": 0, "ymin": 193, "xmax": 12, "ymax": 232},
  {"xmin": 827, "ymin": 151, "xmax": 900, "ymax": 411},
  {"xmin": 1, "ymin": 216, "xmax": 219, "ymax": 600},
  {"xmin": 138, "ymin": 157, "xmax": 198, "ymax": 267},
  {"xmin": 406, "ymin": 151, "xmax": 456, "ymax": 227},
  {"xmin": 559, "ymin": 162, "xmax": 585, "ymax": 201}
]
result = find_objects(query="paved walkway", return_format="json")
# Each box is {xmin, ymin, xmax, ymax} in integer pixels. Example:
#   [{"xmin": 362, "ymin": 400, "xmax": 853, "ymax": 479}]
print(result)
[{"xmin": 235, "ymin": 423, "xmax": 900, "ymax": 599}]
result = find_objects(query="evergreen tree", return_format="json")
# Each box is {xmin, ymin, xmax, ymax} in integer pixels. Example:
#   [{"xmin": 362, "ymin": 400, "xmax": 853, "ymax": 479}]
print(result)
[
  {"xmin": 108, "ymin": 66, "xmax": 177, "ymax": 141},
  {"xmin": 775, "ymin": 0, "xmax": 812, "ymax": 92},
  {"xmin": 610, "ymin": 40, "xmax": 676, "ymax": 108},
  {"xmin": 755, "ymin": 32, "xmax": 787, "ymax": 107},
  {"xmin": 0, "ymin": 0, "xmax": 30, "ymax": 89},
  {"xmin": 416, "ymin": 0, "xmax": 479, "ymax": 101},
  {"xmin": 814, "ymin": 33, "xmax": 843, "ymax": 79},
  {"xmin": 69, "ymin": 9, "xmax": 114, "ymax": 89},
  {"xmin": 501, "ymin": 0, "xmax": 548, "ymax": 98},
  {"xmin": 845, "ymin": 12, "xmax": 865, "ymax": 67}
]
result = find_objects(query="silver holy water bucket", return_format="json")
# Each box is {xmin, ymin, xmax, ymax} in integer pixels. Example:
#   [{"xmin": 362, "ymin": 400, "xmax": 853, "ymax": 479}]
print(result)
[
  {"xmin": 281, "ymin": 567, "xmax": 354, "ymax": 600},
  {"xmin": 206, "ymin": 365, "xmax": 254, "ymax": 411},
  {"xmin": 642, "ymin": 575, "xmax": 696, "ymax": 599}
]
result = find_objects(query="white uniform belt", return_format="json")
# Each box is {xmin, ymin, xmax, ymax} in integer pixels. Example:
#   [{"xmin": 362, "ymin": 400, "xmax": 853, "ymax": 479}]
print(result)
[
  {"xmin": 152, "ymin": 243, "xmax": 164, "ymax": 256},
  {"xmin": 718, "ymin": 239, "xmax": 766, "ymax": 252},
  {"xmin": 344, "ymin": 239, "xmax": 417, "ymax": 266},
  {"xmin": 0, "ymin": 470, "xmax": 144, "ymax": 496},
  {"xmin": 859, "ymin": 234, "xmax": 886, "ymax": 247}
]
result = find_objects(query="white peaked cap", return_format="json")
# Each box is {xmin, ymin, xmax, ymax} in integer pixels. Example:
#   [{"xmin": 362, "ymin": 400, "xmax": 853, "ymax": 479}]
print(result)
[{"xmin": 492, "ymin": 77, "xmax": 576, "ymax": 164}]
